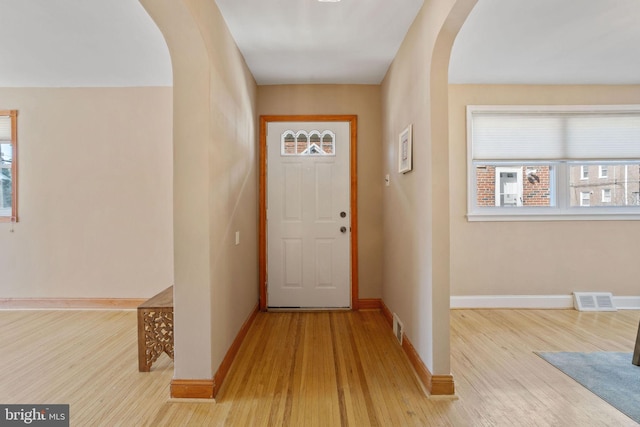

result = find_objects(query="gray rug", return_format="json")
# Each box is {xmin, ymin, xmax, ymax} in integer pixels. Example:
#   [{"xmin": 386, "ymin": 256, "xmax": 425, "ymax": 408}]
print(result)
[{"xmin": 537, "ymin": 352, "xmax": 640, "ymax": 424}]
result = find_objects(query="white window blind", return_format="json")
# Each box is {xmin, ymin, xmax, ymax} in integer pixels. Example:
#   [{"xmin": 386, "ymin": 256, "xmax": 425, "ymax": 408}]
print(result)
[
  {"xmin": 566, "ymin": 115, "xmax": 640, "ymax": 159},
  {"xmin": 472, "ymin": 114, "xmax": 563, "ymax": 160},
  {"xmin": 471, "ymin": 108, "xmax": 640, "ymax": 161},
  {"xmin": 0, "ymin": 115, "xmax": 11, "ymax": 141}
]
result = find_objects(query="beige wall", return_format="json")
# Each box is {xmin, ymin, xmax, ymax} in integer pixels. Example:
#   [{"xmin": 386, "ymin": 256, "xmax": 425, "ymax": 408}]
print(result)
[
  {"xmin": 450, "ymin": 84, "xmax": 640, "ymax": 297},
  {"xmin": 142, "ymin": 0, "xmax": 258, "ymax": 381},
  {"xmin": 0, "ymin": 87, "xmax": 173, "ymax": 299},
  {"xmin": 381, "ymin": 0, "xmax": 476, "ymax": 377},
  {"xmin": 257, "ymin": 85, "xmax": 383, "ymax": 299}
]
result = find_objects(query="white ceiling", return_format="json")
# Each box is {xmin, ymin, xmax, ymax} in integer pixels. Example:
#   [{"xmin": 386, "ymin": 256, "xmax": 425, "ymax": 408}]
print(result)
[
  {"xmin": 1, "ymin": 0, "xmax": 639, "ymax": 87},
  {"xmin": 450, "ymin": 0, "xmax": 640, "ymax": 84},
  {"xmin": 214, "ymin": 0, "xmax": 424, "ymax": 85},
  {"xmin": 0, "ymin": 0, "xmax": 171, "ymax": 87}
]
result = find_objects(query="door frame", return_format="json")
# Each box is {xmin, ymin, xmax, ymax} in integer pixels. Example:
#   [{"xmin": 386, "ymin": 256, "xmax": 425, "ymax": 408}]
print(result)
[
  {"xmin": 259, "ymin": 115, "xmax": 358, "ymax": 311},
  {"xmin": 494, "ymin": 166, "xmax": 523, "ymax": 207}
]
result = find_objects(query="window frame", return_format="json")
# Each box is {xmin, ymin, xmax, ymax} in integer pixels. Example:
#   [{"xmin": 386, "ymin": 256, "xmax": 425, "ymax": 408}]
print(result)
[
  {"xmin": 280, "ymin": 129, "xmax": 336, "ymax": 157},
  {"xmin": 467, "ymin": 105, "xmax": 640, "ymax": 221},
  {"xmin": 580, "ymin": 192, "xmax": 591, "ymax": 207},
  {"xmin": 599, "ymin": 165, "xmax": 608, "ymax": 178},
  {"xmin": 580, "ymin": 165, "xmax": 589, "ymax": 180},
  {"xmin": 0, "ymin": 110, "xmax": 17, "ymax": 223}
]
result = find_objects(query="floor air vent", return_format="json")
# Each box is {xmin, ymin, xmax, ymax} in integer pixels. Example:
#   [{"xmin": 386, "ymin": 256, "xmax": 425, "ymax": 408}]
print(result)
[
  {"xmin": 392, "ymin": 313, "xmax": 403, "ymax": 345},
  {"xmin": 573, "ymin": 292, "xmax": 617, "ymax": 311}
]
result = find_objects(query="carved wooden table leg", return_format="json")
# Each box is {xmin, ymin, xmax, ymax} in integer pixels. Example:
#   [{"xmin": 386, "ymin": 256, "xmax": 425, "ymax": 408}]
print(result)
[
  {"xmin": 633, "ymin": 319, "xmax": 640, "ymax": 366},
  {"xmin": 138, "ymin": 308, "xmax": 174, "ymax": 371},
  {"xmin": 137, "ymin": 286, "xmax": 174, "ymax": 372}
]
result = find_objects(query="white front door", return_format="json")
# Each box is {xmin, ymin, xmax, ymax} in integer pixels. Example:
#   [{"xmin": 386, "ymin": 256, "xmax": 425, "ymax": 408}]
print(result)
[
  {"xmin": 267, "ymin": 121, "xmax": 351, "ymax": 308},
  {"xmin": 495, "ymin": 167, "xmax": 523, "ymax": 207}
]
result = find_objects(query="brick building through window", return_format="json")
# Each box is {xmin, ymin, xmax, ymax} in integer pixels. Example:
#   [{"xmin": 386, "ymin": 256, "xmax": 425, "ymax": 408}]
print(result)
[{"xmin": 476, "ymin": 165, "xmax": 551, "ymax": 207}]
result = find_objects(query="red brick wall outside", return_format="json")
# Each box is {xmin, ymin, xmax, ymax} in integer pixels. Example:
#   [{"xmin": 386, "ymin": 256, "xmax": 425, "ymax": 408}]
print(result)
[
  {"xmin": 475, "ymin": 165, "xmax": 551, "ymax": 207},
  {"xmin": 523, "ymin": 167, "xmax": 551, "ymax": 206},
  {"xmin": 476, "ymin": 166, "xmax": 495, "ymax": 206}
]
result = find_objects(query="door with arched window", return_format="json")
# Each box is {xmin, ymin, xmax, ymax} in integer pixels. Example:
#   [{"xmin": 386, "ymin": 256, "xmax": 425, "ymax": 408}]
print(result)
[{"xmin": 266, "ymin": 121, "xmax": 351, "ymax": 308}]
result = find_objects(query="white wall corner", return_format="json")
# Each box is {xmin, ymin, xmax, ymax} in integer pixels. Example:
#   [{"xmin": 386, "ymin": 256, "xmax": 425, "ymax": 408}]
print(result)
[{"xmin": 451, "ymin": 295, "xmax": 640, "ymax": 310}]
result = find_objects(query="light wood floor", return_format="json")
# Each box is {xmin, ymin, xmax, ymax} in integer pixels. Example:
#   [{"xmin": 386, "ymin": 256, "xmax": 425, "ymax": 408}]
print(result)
[{"xmin": 0, "ymin": 309, "xmax": 638, "ymax": 426}]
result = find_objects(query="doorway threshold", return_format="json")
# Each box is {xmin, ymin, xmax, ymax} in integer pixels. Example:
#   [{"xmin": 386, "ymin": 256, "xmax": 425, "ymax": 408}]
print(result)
[{"xmin": 267, "ymin": 307, "xmax": 351, "ymax": 313}]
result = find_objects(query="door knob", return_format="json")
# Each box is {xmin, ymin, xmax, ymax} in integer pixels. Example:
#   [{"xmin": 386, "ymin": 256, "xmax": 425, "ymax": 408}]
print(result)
[
  {"xmin": 340, "ymin": 211, "xmax": 347, "ymax": 218},
  {"xmin": 340, "ymin": 226, "xmax": 347, "ymax": 233}
]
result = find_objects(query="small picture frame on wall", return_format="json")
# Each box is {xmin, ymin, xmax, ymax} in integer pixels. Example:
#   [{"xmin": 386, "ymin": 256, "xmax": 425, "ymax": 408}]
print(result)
[{"xmin": 398, "ymin": 124, "xmax": 413, "ymax": 174}]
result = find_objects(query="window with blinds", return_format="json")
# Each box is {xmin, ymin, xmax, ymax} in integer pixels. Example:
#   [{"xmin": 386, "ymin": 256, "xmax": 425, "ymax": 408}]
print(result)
[
  {"xmin": 0, "ymin": 110, "xmax": 17, "ymax": 222},
  {"xmin": 467, "ymin": 105, "xmax": 640, "ymax": 220}
]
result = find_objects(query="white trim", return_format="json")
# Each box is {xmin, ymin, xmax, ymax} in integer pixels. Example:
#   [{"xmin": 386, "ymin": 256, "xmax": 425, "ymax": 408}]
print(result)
[
  {"xmin": 467, "ymin": 212, "xmax": 640, "ymax": 222},
  {"xmin": 451, "ymin": 295, "xmax": 640, "ymax": 310},
  {"xmin": 451, "ymin": 295, "xmax": 573, "ymax": 309},
  {"xmin": 467, "ymin": 104, "xmax": 640, "ymax": 114},
  {"xmin": 613, "ymin": 296, "xmax": 640, "ymax": 310}
]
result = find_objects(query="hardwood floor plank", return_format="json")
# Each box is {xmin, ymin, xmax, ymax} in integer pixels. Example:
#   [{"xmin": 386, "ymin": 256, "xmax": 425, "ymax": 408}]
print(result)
[
  {"xmin": 1, "ymin": 308, "xmax": 639, "ymax": 426},
  {"xmin": 449, "ymin": 309, "xmax": 640, "ymax": 426},
  {"xmin": 330, "ymin": 312, "xmax": 376, "ymax": 426}
]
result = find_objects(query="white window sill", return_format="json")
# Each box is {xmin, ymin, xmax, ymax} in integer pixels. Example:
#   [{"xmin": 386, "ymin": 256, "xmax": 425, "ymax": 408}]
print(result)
[{"xmin": 467, "ymin": 210, "xmax": 640, "ymax": 222}]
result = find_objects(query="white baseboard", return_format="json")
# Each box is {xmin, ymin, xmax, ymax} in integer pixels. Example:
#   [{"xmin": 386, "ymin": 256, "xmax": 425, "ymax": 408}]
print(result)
[
  {"xmin": 450, "ymin": 295, "xmax": 640, "ymax": 310},
  {"xmin": 613, "ymin": 296, "xmax": 640, "ymax": 310}
]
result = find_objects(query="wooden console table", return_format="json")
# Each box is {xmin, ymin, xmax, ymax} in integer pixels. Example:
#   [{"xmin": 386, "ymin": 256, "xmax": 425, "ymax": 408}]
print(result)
[
  {"xmin": 137, "ymin": 286, "xmax": 174, "ymax": 372},
  {"xmin": 633, "ymin": 319, "xmax": 640, "ymax": 366}
]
